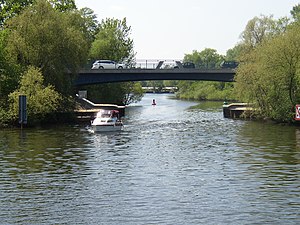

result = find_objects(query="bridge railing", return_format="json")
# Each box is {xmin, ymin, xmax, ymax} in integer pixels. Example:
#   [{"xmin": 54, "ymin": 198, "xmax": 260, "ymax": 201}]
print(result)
[{"xmin": 134, "ymin": 59, "xmax": 182, "ymax": 69}]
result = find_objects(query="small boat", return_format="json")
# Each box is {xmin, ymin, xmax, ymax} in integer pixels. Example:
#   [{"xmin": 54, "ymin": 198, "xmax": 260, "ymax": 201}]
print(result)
[{"xmin": 91, "ymin": 109, "xmax": 123, "ymax": 132}]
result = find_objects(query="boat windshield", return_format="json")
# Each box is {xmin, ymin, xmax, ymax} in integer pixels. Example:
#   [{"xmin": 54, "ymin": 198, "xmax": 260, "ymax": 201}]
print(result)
[{"xmin": 96, "ymin": 110, "xmax": 119, "ymax": 118}]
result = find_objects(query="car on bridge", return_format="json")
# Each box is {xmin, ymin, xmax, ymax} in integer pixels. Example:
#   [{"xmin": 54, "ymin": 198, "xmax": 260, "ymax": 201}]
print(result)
[
  {"xmin": 220, "ymin": 61, "xmax": 239, "ymax": 69},
  {"xmin": 173, "ymin": 61, "xmax": 195, "ymax": 69},
  {"xmin": 92, "ymin": 60, "xmax": 126, "ymax": 69}
]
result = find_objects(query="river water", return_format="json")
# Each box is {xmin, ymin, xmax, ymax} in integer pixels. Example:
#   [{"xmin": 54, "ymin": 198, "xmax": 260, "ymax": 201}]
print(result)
[{"xmin": 0, "ymin": 93, "xmax": 299, "ymax": 224}]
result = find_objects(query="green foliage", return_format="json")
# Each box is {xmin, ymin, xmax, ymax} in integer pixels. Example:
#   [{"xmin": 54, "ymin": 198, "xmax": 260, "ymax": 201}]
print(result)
[
  {"xmin": 86, "ymin": 17, "xmax": 142, "ymax": 105},
  {"xmin": 0, "ymin": 0, "xmax": 33, "ymax": 26},
  {"xmin": 9, "ymin": 66, "xmax": 61, "ymax": 124},
  {"xmin": 0, "ymin": 29, "xmax": 22, "ymax": 107},
  {"xmin": 83, "ymin": 82, "xmax": 143, "ymax": 105},
  {"xmin": 122, "ymin": 82, "xmax": 144, "ymax": 105},
  {"xmin": 225, "ymin": 44, "xmax": 243, "ymax": 61},
  {"xmin": 291, "ymin": 4, "xmax": 300, "ymax": 22},
  {"xmin": 240, "ymin": 15, "xmax": 277, "ymax": 49},
  {"xmin": 90, "ymin": 17, "xmax": 135, "ymax": 64},
  {"xmin": 0, "ymin": 0, "xmax": 77, "ymax": 27},
  {"xmin": 177, "ymin": 81, "xmax": 234, "ymax": 101},
  {"xmin": 178, "ymin": 48, "xmax": 233, "ymax": 101},
  {"xmin": 235, "ymin": 23, "xmax": 300, "ymax": 122},
  {"xmin": 184, "ymin": 48, "xmax": 224, "ymax": 69},
  {"xmin": 76, "ymin": 7, "xmax": 99, "ymax": 45},
  {"xmin": 48, "ymin": 0, "xmax": 76, "ymax": 12},
  {"xmin": 5, "ymin": 0, "xmax": 89, "ymax": 95}
]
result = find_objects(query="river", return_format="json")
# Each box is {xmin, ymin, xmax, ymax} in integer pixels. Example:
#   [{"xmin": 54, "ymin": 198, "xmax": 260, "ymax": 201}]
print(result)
[{"xmin": 0, "ymin": 93, "xmax": 299, "ymax": 224}]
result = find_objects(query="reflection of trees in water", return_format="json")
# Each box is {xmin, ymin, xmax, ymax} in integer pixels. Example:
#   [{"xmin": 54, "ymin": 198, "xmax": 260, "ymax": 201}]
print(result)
[
  {"xmin": 235, "ymin": 122, "xmax": 300, "ymax": 214},
  {"xmin": 236, "ymin": 121, "xmax": 300, "ymax": 193},
  {"xmin": 0, "ymin": 127, "xmax": 89, "ymax": 178},
  {"xmin": 237, "ymin": 121, "xmax": 299, "ymax": 165}
]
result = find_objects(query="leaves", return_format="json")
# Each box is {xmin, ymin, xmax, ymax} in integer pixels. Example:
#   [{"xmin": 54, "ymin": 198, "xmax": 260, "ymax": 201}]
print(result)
[
  {"xmin": 9, "ymin": 66, "xmax": 61, "ymax": 123},
  {"xmin": 235, "ymin": 23, "xmax": 300, "ymax": 122},
  {"xmin": 183, "ymin": 48, "xmax": 223, "ymax": 69},
  {"xmin": 90, "ymin": 18, "xmax": 135, "ymax": 63},
  {"xmin": 6, "ymin": 0, "xmax": 89, "ymax": 94}
]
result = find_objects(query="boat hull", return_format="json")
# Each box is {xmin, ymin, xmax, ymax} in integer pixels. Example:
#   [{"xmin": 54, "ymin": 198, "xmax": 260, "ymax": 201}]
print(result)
[{"xmin": 91, "ymin": 124, "xmax": 123, "ymax": 132}]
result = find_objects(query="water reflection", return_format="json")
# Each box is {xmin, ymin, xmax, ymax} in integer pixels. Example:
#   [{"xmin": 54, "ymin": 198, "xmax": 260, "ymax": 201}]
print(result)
[
  {"xmin": 0, "ymin": 94, "xmax": 299, "ymax": 224},
  {"xmin": 237, "ymin": 121, "xmax": 300, "ymax": 165},
  {"xmin": 236, "ymin": 121, "xmax": 300, "ymax": 221}
]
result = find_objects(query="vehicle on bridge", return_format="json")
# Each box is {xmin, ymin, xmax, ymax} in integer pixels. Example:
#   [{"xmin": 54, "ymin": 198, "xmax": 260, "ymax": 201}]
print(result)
[
  {"xmin": 220, "ymin": 61, "xmax": 239, "ymax": 69},
  {"xmin": 174, "ymin": 61, "xmax": 195, "ymax": 69},
  {"xmin": 92, "ymin": 60, "xmax": 126, "ymax": 69}
]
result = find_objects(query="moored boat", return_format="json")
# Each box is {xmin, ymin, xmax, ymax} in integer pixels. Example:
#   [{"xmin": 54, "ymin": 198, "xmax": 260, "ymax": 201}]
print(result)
[{"xmin": 91, "ymin": 109, "xmax": 123, "ymax": 132}]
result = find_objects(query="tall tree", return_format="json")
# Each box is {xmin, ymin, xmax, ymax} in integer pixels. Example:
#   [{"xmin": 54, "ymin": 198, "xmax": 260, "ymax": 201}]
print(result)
[
  {"xmin": 235, "ymin": 23, "xmax": 300, "ymax": 122},
  {"xmin": 0, "ymin": 30, "xmax": 21, "ymax": 107},
  {"xmin": 77, "ymin": 7, "xmax": 99, "ymax": 45},
  {"xmin": 184, "ymin": 48, "xmax": 223, "ymax": 69},
  {"xmin": 6, "ymin": 0, "xmax": 89, "ymax": 95},
  {"xmin": 240, "ymin": 15, "xmax": 276, "ymax": 49},
  {"xmin": 48, "ymin": 0, "xmax": 76, "ymax": 12},
  {"xmin": 90, "ymin": 18, "xmax": 135, "ymax": 64},
  {"xmin": 87, "ymin": 18, "xmax": 143, "ymax": 105},
  {"xmin": 0, "ymin": 0, "xmax": 33, "ymax": 26},
  {"xmin": 0, "ymin": 0, "xmax": 77, "ymax": 27},
  {"xmin": 291, "ymin": 4, "xmax": 300, "ymax": 22}
]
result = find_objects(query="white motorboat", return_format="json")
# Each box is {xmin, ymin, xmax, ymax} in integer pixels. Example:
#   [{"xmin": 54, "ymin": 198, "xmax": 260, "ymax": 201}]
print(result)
[{"xmin": 91, "ymin": 109, "xmax": 123, "ymax": 132}]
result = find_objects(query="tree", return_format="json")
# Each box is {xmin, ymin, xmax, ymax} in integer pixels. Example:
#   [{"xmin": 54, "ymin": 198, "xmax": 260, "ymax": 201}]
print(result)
[
  {"xmin": 183, "ymin": 50, "xmax": 203, "ymax": 68},
  {"xmin": 0, "ymin": 29, "xmax": 21, "ymax": 107},
  {"xmin": 225, "ymin": 44, "xmax": 243, "ymax": 61},
  {"xmin": 0, "ymin": 0, "xmax": 77, "ymax": 27},
  {"xmin": 9, "ymin": 66, "xmax": 61, "ymax": 124},
  {"xmin": 90, "ymin": 18, "xmax": 135, "ymax": 64},
  {"xmin": 48, "ymin": 0, "xmax": 76, "ymax": 12},
  {"xmin": 240, "ymin": 15, "xmax": 276, "ymax": 49},
  {"xmin": 184, "ymin": 48, "xmax": 223, "ymax": 69},
  {"xmin": 0, "ymin": 0, "xmax": 33, "ymax": 27},
  {"xmin": 5, "ymin": 0, "xmax": 89, "ymax": 96},
  {"xmin": 83, "ymin": 82, "xmax": 143, "ymax": 105},
  {"xmin": 178, "ymin": 48, "xmax": 232, "ymax": 101},
  {"xmin": 77, "ymin": 7, "xmax": 99, "ymax": 45},
  {"xmin": 235, "ymin": 23, "xmax": 300, "ymax": 122},
  {"xmin": 87, "ymin": 17, "xmax": 143, "ymax": 105},
  {"xmin": 291, "ymin": 4, "xmax": 300, "ymax": 22}
]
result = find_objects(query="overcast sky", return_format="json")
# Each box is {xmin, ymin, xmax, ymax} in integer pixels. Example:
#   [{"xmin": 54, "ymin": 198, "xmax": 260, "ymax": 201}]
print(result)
[{"xmin": 75, "ymin": 0, "xmax": 299, "ymax": 60}]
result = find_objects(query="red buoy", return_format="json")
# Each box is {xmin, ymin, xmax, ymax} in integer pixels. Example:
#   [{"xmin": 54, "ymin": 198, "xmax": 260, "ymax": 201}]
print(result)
[{"xmin": 152, "ymin": 99, "xmax": 156, "ymax": 105}]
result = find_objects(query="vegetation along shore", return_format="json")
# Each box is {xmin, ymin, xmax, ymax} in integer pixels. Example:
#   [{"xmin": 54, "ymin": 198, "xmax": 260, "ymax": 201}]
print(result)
[{"xmin": 1, "ymin": 1, "xmax": 300, "ymax": 127}]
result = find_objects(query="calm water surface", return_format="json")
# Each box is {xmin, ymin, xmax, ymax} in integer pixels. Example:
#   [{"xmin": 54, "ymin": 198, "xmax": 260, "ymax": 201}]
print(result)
[{"xmin": 0, "ymin": 94, "xmax": 299, "ymax": 224}]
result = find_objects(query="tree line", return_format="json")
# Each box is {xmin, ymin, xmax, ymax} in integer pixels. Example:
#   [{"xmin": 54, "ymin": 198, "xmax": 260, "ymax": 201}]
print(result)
[
  {"xmin": 0, "ymin": 0, "xmax": 143, "ymax": 127},
  {"xmin": 176, "ymin": 4, "xmax": 300, "ymax": 123},
  {"xmin": 1, "ymin": 1, "xmax": 300, "ymax": 126}
]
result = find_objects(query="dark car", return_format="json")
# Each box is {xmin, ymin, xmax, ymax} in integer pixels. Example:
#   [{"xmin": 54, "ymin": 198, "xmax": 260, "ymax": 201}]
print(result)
[
  {"xmin": 220, "ymin": 61, "xmax": 239, "ymax": 69},
  {"xmin": 174, "ymin": 61, "xmax": 195, "ymax": 69},
  {"xmin": 182, "ymin": 62, "xmax": 195, "ymax": 68}
]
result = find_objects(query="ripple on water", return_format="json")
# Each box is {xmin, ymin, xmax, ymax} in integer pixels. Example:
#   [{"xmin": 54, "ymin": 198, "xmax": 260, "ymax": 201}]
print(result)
[{"xmin": 0, "ymin": 94, "xmax": 299, "ymax": 224}]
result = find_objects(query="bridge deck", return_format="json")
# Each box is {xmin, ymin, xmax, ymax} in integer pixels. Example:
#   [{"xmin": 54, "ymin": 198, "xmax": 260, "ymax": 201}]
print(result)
[{"xmin": 74, "ymin": 68, "xmax": 235, "ymax": 85}]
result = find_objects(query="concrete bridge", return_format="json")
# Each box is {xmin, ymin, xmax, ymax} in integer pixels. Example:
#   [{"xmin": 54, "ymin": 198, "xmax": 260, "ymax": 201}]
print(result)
[{"xmin": 74, "ymin": 68, "xmax": 236, "ymax": 86}]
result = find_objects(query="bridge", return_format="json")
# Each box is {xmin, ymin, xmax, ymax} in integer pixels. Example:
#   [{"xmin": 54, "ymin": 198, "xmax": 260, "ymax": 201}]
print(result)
[{"xmin": 74, "ymin": 68, "xmax": 236, "ymax": 86}]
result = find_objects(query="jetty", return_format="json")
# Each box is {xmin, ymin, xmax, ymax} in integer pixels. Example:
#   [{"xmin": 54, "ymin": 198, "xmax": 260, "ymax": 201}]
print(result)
[
  {"xmin": 75, "ymin": 96, "xmax": 125, "ymax": 123},
  {"xmin": 223, "ymin": 103, "xmax": 253, "ymax": 119}
]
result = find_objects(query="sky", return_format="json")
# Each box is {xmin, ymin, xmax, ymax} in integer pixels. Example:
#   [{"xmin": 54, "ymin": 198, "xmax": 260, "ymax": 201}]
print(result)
[{"xmin": 75, "ymin": 0, "xmax": 299, "ymax": 60}]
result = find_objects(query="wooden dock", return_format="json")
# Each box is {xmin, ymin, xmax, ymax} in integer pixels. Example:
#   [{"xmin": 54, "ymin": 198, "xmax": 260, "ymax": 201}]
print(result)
[
  {"xmin": 75, "ymin": 97, "xmax": 125, "ymax": 123},
  {"xmin": 223, "ymin": 103, "xmax": 253, "ymax": 119}
]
